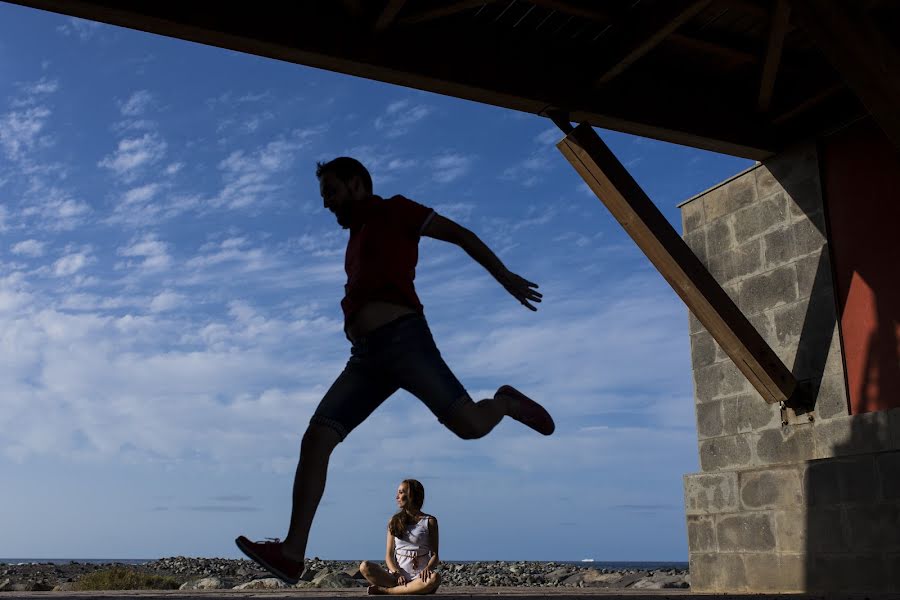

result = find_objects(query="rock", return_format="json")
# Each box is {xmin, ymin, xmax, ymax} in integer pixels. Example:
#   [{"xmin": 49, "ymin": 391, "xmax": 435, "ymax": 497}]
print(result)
[
  {"xmin": 344, "ymin": 567, "xmax": 364, "ymax": 579},
  {"xmin": 615, "ymin": 571, "xmax": 650, "ymax": 588},
  {"xmin": 582, "ymin": 570, "xmax": 623, "ymax": 585},
  {"xmin": 312, "ymin": 572, "xmax": 361, "ymax": 588},
  {"xmin": 0, "ymin": 579, "xmax": 9, "ymax": 591},
  {"xmin": 545, "ymin": 567, "xmax": 571, "ymax": 584},
  {"xmin": 233, "ymin": 577, "xmax": 287, "ymax": 590},
  {"xmin": 52, "ymin": 582, "xmax": 79, "ymax": 592},
  {"xmin": 180, "ymin": 576, "xmax": 226, "ymax": 590},
  {"xmin": 299, "ymin": 567, "xmax": 317, "ymax": 582},
  {"xmin": 631, "ymin": 574, "xmax": 688, "ymax": 589}
]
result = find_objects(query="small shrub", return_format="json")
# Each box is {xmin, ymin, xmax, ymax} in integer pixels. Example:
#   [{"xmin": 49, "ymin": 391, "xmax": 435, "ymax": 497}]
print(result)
[{"xmin": 73, "ymin": 567, "xmax": 180, "ymax": 590}]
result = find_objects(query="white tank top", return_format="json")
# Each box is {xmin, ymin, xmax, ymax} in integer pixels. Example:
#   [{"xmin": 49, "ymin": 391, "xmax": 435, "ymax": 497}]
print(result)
[{"xmin": 393, "ymin": 515, "xmax": 432, "ymax": 579}]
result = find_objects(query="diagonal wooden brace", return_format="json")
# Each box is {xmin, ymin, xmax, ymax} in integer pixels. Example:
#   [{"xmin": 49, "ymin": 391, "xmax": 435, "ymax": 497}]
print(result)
[{"xmin": 557, "ymin": 122, "xmax": 796, "ymax": 404}]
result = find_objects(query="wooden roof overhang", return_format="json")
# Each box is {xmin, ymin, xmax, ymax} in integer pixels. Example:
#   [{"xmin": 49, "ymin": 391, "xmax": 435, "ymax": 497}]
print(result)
[
  {"xmin": 7, "ymin": 0, "xmax": 900, "ymax": 160},
  {"xmin": 8, "ymin": 0, "xmax": 899, "ymax": 406}
]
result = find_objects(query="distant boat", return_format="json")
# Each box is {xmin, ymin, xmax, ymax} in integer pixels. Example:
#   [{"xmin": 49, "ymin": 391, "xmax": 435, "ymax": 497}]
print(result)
[{"xmin": 581, "ymin": 559, "xmax": 594, "ymax": 562}]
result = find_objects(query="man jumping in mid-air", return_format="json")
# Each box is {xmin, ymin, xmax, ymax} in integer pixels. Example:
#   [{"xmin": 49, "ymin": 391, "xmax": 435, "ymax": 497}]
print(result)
[{"xmin": 236, "ymin": 157, "xmax": 554, "ymax": 583}]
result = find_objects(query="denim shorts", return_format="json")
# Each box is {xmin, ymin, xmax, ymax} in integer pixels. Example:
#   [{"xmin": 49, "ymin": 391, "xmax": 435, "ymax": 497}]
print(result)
[{"xmin": 310, "ymin": 314, "xmax": 472, "ymax": 440}]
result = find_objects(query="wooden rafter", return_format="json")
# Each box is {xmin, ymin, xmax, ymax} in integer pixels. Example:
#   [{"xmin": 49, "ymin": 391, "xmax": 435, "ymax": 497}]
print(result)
[
  {"xmin": 757, "ymin": 0, "xmax": 791, "ymax": 112},
  {"xmin": 668, "ymin": 33, "xmax": 757, "ymax": 67},
  {"xmin": 398, "ymin": 0, "xmax": 499, "ymax": 26},
  {"xmin": 593, "ymin": 0, "xmax": 713, "ymax": 86},
  {"xmin": 789, "ymin": 0, "xmax": 900, "ymax": 150},
  {"xmin": 557, "ymin": 122, "xmax": 796, "ymax": 404},
  {"xmin": 375, "ymin": 0, "xmax": 408, "ymax": 31}
]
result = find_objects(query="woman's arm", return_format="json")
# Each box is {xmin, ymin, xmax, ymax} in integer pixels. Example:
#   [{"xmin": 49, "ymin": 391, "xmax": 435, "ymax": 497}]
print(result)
[
  {"xmin": 384, "ymin": 530, "xmax": 405, "ymax": 584},
  {"xmin": 420, "ymin": 517, "xmax": 440, "ymax": 579}
]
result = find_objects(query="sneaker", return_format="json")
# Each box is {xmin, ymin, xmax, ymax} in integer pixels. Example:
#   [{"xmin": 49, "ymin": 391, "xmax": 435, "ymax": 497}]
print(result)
[
  {"xmin": 497, "ymin": 385, "xmax": 555, "ymax": 435},
  {"xmin": 235, "ymin": 536, "xmax": 303, "ymax": 585}
]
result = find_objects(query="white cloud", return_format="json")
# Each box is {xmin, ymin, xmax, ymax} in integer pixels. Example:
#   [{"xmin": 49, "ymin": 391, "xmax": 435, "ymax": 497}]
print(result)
[
  {"xmin": 149, "ymin": 290, "xmax": 185, "ymax": 313},
  {"xmin": 430, "ymin": 153, "xmax": 471, "ymax": 183},
  {"xmin": 98, "ymin": 133, "xmax": 167, "ymax": 180},
  {"xmin": 0, "ymin": 106, "xmax": 51, "ymax": 161},
  {"xmin": 501, "ymin": 151, "xmax": 553, "ymax": 187},
  {"xmin": 120, "ymin": 183, "xmax": 162, "ymax": 208},
  {"xmin": 117, "ymin": 234, "xmax": 172, "ymax": 272},
  {"xmin": 213, "ymin": 135, "xmax": 311, "ymax": 209},
  {"xmin": 56, "ymin": 17, "xmax": 102, "ymax": 41},
  {"xmin": 374, "ymin": 99, "xmax": 432, "ymax": 138},
  {"xmin": 19, "ymin": 78, "xmax": 59, "ymax": 98},
  {"xmin": 535, "ymin": 126, "xmax": 562, "ymax": 145},
  {"xmin": 165, "ymin": 162, "xmax": 183, "ymax": 175},
  {"xmin": 20, "ymin": 187, "xmax": 91, "ymax": 231},
  {"xmin": 53, "ymin": 249, "xmax": 92, "ymax": 277},
  {"xmin": 11, "ymin": 239, "xmax": 46, "ymax": 257},
  {"xmin": 119, "ymin": 90, "xmax": 154, "ymax": 117}
]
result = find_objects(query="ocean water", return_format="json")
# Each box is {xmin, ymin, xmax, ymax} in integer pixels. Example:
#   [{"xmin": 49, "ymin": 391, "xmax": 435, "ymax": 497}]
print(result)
[{"xmin": 0, "ymin": 558, "xmax": 688, "ymax": 569}]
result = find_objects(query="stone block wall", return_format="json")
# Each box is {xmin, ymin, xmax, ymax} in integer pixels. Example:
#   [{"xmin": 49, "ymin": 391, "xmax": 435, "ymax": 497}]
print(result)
[{"xmin": 680, "ymin": 143, "xmax": 900, "ymax": 593}]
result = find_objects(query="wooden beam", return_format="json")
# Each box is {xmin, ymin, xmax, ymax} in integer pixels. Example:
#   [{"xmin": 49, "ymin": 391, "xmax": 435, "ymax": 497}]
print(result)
[
  {"xmin": 594, "ymin": 0, "xmax": 713, "ymax": 86},
  {"xmin": 788, "ymin": 0, "xmax": 900, "ymax": 150},
  {"xmin": 668, "ymin": 33, "xmax": 757, "ymax": 67},
  {"xmin": 557, "ymin": 123, "xmax": 796, "ymax": 404},
  {"xmin": 374, "ymin": 0, "xmax": 408, "ymax": 31},
  {"xmin": 5, "ymin": 0, "xmax": 779, "ymax": 158},
  {"xmin": 528, "ymin": 0, "xmax": 613, "ymax": 23},
  {"xmin": 757, "ymin": 0, "xmax": 791, "ymax": 112},
  {"xmin": 398, "ymin": 0, "xmax": 499, "ymax": 26}
]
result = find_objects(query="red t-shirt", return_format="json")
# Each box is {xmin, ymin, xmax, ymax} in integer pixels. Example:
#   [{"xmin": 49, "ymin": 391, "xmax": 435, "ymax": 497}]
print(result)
[{"xmin": 341, "ymin": 194, "xmax": 436, "ymax": 323}]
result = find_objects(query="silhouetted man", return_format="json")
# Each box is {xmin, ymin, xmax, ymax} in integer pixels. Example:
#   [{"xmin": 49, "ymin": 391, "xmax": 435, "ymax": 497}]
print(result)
[{"xmin": 236, "ymin": 157, "xmax": 553, "ymax": 583}]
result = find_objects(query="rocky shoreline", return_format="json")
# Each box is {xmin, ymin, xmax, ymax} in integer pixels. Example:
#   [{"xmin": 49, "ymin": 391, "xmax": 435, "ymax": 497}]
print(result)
[{"xmin": 0, "ymin": 557, "xmax": 689, "ymax": 592}]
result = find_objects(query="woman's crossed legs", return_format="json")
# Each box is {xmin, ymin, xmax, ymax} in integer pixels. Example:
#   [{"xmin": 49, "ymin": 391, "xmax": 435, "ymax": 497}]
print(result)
[{"xmin": 359, "ymin": 560, "xmax": 440, "ymax": 595}]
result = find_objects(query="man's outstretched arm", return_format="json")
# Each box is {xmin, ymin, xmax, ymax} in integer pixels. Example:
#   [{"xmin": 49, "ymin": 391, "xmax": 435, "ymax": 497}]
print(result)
[{"xmin": 422, "ymin": 213, "xmax": 542, "ymax": 311}]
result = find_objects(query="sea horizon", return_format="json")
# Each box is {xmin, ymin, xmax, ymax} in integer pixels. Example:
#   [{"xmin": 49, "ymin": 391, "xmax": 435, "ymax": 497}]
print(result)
[{"xmin": 0, "ymin": 558, "xmax": 688, "ymax": 569}]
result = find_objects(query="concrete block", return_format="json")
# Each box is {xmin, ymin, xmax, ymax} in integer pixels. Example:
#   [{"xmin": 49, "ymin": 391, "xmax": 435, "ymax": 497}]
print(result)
[
  {"xmin": 814, "ymin": 410, "xmax": 892, "ymax": 459},
  {"xmin": 682, "ymin": 228, "xmax": 707, "ymax": 264},
  {"xmin": 774, "ymin": 510, "xmax": 806, "ymax": 552},
  {"xmin": 681, "ymin": 198, "xmax": 705, "ymax": 232},
  {"xmin": 771, "ymin": 295, "xmax": 836, "ymax": 349},
  {"xmin": 813, "ymin": 364, "xmax": 850, "ymax": 420},
  {"xmin": 762, "ymin": 226, "xmax": 795, "ymax": 270},
  {"xmin": 688, "ymin": 552, "xmax": 747, "ymax": 592},
  {"xmin": 891, "ymin": 553, "xmax": 900, "ymax": 588},
  {"xmin": 807, "ymin": 553, "xmax": 891, "ymax": 593},
  {"xmin": 761, "ymin": 143, "xmax": 819, "ymax": 190},
  {"xmin": 736, "ymin": 263, "xmax": 798, "ymax": 316},
  {"xmin": 790, "ymin": 217, "xmax": 826, "ymax": 259},
  {"xmin": 807, "ymin": 506, "xmax": 849, "ymax": 552},
  {"xmin": 877, "ymin": 451, "xmax": 900, "ymax": 499},
  {"xmin": 754, "ymin": 424, "xmax": 816, "ymax": 466},
  {"xmin": 689, "ymin": 330, "xmax": 718, "ymax": 370},
  {"xmin": 696, "ymin": 400, "xmax": 724, "ymax": 439},
  {"xmin": 693, "ymin": 359, "xmax": 753, "ymax": 402},
  {"xmin": 706, "ymin": 238, "xmax": 763, "ymax": 284},
  {"xmin": 686, "ymin": 515, "xmax": 717, "ymax": 552},
  {"xmin": 794, "ymin": 249, "xmax": 834, "ymax": 300},
  {"xmin": 785, "ymin": 176, "xmax": 824, "ymax": 220},
  {"xmin": 684, "ymin": 471, "xmax": 739, "ymax": 515},
  {"xmin": 716, "ymin": 512, "xmax": 776, "ymax": 552},
  {"xmin": 704, "ymin": 217, "xmax": 733, "ymax": 258},
  {"xmin": 704, "ymin": 173, "xmax": 757, "ymax": 223},
  {"xmin": 700, "ymin": 434, "xmax": 753, "ymax": 471},
  {"xmin": 732, "ymin": 192, "xmax": 789, "ymax": 245},
  {"xmin": 754, "ymin": 164, "xmax": 780, "ymax": 199},
  {"xmin": 722, "ymin": 392, "xmax": 779, "ymax": 433},
  {"xmin": 890, "ymin": 407, "xmax": 900, "ymax": 449},
  {"xmin": 807, "ymin": 455, "xmax": 878, "ymax": 505},
  {"xmin": 739, "ymin": 467, "xmax": 803, "ymax": 510},
  {"xmin": 845, "ymin": 502, "xmax": 900, "ymax": 552},
  {"xmin": 742, "ymin": 552, "xmax": 805, "ymax": 592}
]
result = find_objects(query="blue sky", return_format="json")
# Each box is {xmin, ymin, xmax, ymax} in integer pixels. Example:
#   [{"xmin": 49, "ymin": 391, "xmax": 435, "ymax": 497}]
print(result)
[{"xmin": 0, "ymin": 3, "xmax": 753, "ymax": 562}]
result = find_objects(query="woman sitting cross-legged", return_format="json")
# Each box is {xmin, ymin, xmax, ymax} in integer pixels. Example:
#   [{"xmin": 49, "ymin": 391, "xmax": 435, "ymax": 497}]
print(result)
[{"xmin": 360, "ymin": 479, "xmax": 441, "ymax": 595}]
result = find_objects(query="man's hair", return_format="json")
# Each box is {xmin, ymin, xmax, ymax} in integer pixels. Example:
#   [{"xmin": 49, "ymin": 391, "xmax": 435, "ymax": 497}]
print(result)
[{"xmin": 315, "ymin": 157, "xmax": 373, "ymax": 194}]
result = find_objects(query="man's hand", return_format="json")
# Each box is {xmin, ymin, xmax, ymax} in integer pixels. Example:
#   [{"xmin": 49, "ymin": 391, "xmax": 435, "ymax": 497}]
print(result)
[{"xmin": 499, "ymin": 270, "xmax": 542, "ymax": 311}]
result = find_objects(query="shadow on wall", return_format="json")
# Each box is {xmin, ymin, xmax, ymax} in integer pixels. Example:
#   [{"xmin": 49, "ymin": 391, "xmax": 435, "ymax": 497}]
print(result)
[{"xmin": 802, "ymin": 119, "xmax": 900, "ymax": 593}]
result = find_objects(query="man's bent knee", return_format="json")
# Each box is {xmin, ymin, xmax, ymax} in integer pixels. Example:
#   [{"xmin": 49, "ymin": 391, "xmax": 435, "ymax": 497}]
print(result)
[{"xmin": 301, "ymin": 423, "xmax": 342, "ymax": 455}]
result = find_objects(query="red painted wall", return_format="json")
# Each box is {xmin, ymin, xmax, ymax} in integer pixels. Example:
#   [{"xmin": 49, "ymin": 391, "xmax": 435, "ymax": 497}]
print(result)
[{"xmin": 821, "ymin": 119, "xmax": 900, "ymax": 413}]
